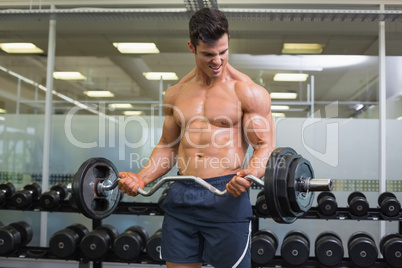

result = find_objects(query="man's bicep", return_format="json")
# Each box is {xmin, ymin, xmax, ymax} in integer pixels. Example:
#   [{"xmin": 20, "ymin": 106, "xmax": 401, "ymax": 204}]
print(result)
[{"xmin": 158, "ymin": 114, "xmax": 181, "ymax": 148}]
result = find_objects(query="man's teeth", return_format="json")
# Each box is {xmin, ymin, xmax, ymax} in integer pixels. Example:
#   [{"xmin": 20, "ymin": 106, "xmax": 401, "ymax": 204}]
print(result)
[{"xmin": 211, "ymin": 66, "xmax": 220, "ymax": 69}]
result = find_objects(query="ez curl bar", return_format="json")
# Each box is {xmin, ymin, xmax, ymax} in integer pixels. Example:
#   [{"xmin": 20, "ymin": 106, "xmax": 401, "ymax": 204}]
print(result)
[{"xmin": 67, "ymin": 147, "xmax": 333, "ymax": 223}]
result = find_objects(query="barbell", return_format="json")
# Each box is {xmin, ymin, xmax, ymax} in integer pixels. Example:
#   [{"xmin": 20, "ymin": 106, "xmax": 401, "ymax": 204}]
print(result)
[{"xmin": 67, "ymin": 147, "xmax": 333, "ymax": 223}]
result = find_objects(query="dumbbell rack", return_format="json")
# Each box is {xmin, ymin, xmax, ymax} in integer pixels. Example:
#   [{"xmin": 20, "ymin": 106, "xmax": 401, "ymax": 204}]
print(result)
[{"xmin": 1, "ymin": 199, "xmax": 402, "ymax": 267}]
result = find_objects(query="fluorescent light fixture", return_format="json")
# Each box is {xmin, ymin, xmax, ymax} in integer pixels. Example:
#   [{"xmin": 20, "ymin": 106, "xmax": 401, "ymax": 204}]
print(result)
[
  {"xmin": 84, "ymin": 91, "xmax": 115, "ymax": 97},
  {"xmin": 53, "ymin": 72, "xmax": 86, "ymax": 80},
  {"xmin": 270, "ymin": 92, "xmax": 298, "ymax": 100},
  {"xmin": 0, "ymin": 43, "xmax": 44, "ymax": 54},
  {"xmin": 282, "ymin": 43, "xmax": 324, "ymax": 54},
  {"xmin": 0, "ymin": 108, "xmax": 6, "ymax": 113},
  {"xmin": 272, "ymin": 113, "xmax": 285, "ymax": 118},
  {"xmin": 271, "ymin": 105, "xmax": 290, "ymax": 111},
  {"xmin": 273, "ymin": 73, "xmax": 309, "ymax": 82},
  {"xmin": 397, "ymin": 116, "xmax": 402, "ymax": 120},
  {"xmin": 143, "ymin": 72, "xmax": 178, "ymax": 80},
  {"xmin": 109, "ymin": 103, "xmax": 133, "ymax": 109},
  {"xmin": 113, "ymin": 42, "xmax": 160, "ymax": 54},
  {"xmin": 123, "ymin": 111, "xmax": 143, "ymax": 116}
]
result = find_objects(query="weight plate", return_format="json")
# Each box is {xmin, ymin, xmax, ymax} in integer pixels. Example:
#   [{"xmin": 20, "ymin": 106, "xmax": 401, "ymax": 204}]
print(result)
[
  {"xmin": 255, "ymin": 195, "xmax": 269, "ymax": 216},
  {"xmin": 378, "ymin": 192, "xmax": 396, "ymax": 206},
  {"xmin": 315, "ymin": 231, "xmax": 344, "ymax": 267},
  {"xmin": 348, "ymin": 231, "xmax": 378, "ymax": 268},
  {"xmin": 49, "ymin": 229, "xmax": 78, "ymax": 258},
  {"xmin": 264, "ymin": 147, "xmax": 298, "ymax": 223},
  {"xmin": 287, "ymin": 157, "xmax": 315, "ymax": 213},
  {"xmin": 72, "ymin": 158, "xmax": 121, "ymax": 220},
  {"xmin": 347, "ymin": 191, "xmax": 366, "ymax": 205},
  {"xmin": 277, "ymin": 153, "xmax": 304, "ymax": 218},
  {"xmin": 380, "ymin": 233, "xmax": 402, "ymax": 268},
  {"xmin": 317, "ymin": 192, "xmax": 338, "ymax": 216},
  {"xmin": 146, "ymin": 229, "xmax": 163, "ymax": 262},
  {"xmin": 251, "ymin": 230, "xmax": 278, "ymax": 265},
  {"xmin": 114, "ymin": 232, "xmax": 142, "ymax": 261}
]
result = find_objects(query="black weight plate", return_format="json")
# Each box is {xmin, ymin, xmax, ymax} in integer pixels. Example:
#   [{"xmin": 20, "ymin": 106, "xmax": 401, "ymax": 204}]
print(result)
[
  {"xmin": 287, "ymin": 157, "xmax": 315, "ymax": 213},
  {"xmin": 114, "ymin": 231, "xmax": 142, "ymax": 261},
  {"xmin": 281, "ymin": 230, "xmax": 310, "ymax": 266},
  {"xmin": 72, "ymin": 157, "xmax": 121, "ymax": 220},
  {"xmin": 379, "ymin": 196, "xmax": 401, "ymax": 217},
  {"xmin": 347, "ymin": 191, "xmax": 366, "ymax": 204},
  {"xmin": 255, "ymin": 195, "xmax": 269, "ymax": 216},
  {"xmin": 264, "ymin": 147, "xmax": 298, "ymax": 223},
  {"xmin": 51, "ymin": 184, "xmax": 68, "ymax": 200},
  {"xmin": 125, "ymin": 226, "xmax": 149, "ymax": 249},
  {"xmin": 315, "ymin": 231, "xmax": 344, "ymax": 267},
  {"xmin": 251, "ymin": 230, "xmax": 278, "ymax": 265},
  {"xmin": 378, "ymin": 192, "xmax": 396, "ymax": 206},
  {"xmin": 9, "ymin": 221, "xmax": 32, "ymax": 245},
  {"xmin": 349, "ymin": 196, "xmax": 369, "ymax": 216},
  {"xmin": 277, "ymin": 153, "xmax": 304, "ymax": 218},
  {"xmin": 317, "ymin": 193, "xmax": 338, "ymax": 216},
  {"xmin": 146, "ymin": 229, "xmax": 163, "ymax": 262},
  {"xmin": 315, "ymin": 231, "xmax": 342, "ymax": 247},
  {"xmin": 49, "ymin": 229, "xmax": 78, "ymax": 258},
  {"xmin": 380, "ymin": 233, "xmax": 402, "ymax": 268},
  {"xmin": 0, "ymin": 182, "xmax": 15, "ymax": 197},
  {"xmin": 348, "ymin": 231, "xmax": 377, "ymax": 268}
]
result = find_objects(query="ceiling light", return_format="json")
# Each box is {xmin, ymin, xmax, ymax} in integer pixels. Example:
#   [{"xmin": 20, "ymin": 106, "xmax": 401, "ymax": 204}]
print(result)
[
  {"xmin": 143, "ymin": 72, "xmax": 178, "ymax": 80},
  {"xmin": 270, "ymin": 92, "xmax": 298, "ymax": 100},
  {"xmin": 273, "ymin": 73, "xmax": 309, "ymax": 82},
  {"xmin": 84, "ymin": 91, "xmax": 115, "ymax": 97},
  {"xmin": 0, "ymin": 108, "xmax": 6, "ymax": 113},
  {"xmin": 282, "ymin": 43, "xmax": 324, "ymax": 54},
  {"xmin": 53, "ymin": 72, "xmax": 86, "ymax": 80},
  {"xmin": 123, "ymin": 111, "xmax": 143, "ymax": 116},
  {"xmin": 354, "ymin": 104, "xmax": 364, "ymax": 111},
  {"xmin": 109, "ymin": 103, "xmax": 133, "ymax": 109},
  {"xmin": 272, "ymin": 113, "xmax": 285, "ymax": 118},
  {"xmin": 397, "ymin": 116, "xmax": 402, "ymax": 120},
  {"xmin": 0, "ymin": 43, "xmax": 44, "ymax": 54},
  {"xmin": 113, "ymin": 42, "xmax": 160, "ymax": 54},
  {"xmin": 271, "ymin": 105, "xmax": 290, "ymax": 111}
]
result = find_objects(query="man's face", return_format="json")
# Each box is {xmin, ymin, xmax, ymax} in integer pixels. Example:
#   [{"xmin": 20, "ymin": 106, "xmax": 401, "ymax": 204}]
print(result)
[{"xmin": 189, "ymin": 33, "xmax": 229, "ymax": 79}]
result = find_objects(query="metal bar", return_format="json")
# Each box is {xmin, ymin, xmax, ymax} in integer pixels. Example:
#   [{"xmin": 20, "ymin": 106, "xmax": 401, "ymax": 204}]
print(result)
[
  {"xmin": 39, "ymin": 7, "xmax": 56, "ymax": 248},
  {"xmin": 378, "ymin": 3, "xmax": 387, "ymax": 241},
  {"xmin": 16, "ymin": 78, "xmax": 21, "ymax": 114}
]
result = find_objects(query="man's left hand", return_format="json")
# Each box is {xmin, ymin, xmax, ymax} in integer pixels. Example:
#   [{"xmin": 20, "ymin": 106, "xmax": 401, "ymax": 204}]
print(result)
[{"xmin": 226, "ymin": 169, "xmax": 255, "ymax": 197}]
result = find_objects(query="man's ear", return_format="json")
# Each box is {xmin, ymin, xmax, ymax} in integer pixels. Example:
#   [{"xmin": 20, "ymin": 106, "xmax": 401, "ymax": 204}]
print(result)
[{"xmin": 187, "ymin": 41, "xmax": 196, "ymax": 54}]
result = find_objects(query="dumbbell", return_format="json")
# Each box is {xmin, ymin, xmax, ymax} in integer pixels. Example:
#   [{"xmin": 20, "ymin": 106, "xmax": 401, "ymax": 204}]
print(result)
[
  {"xmin": 348, "ymin": 191, "xmax": 369, "ymax": 217},
  {"xmin": 10, "ymin": 182, "xmax": 42, "ymax": 209},
  {"xmin": 317, "ymin": 192, "xmax": 338, "ymax": 216},
  {"xmin": 280, "ymin": 230, "xmax": 310, "ymax": 266},
  {"xmin": 314, "ymin": 231, "xmax": 344, "ymax": 267},
  {"xmin": 0, "ymin": 221, "xmax": 33, "ymax": 255},
  {"xmin": 378, "ymin": 192, "xmax": 401, "ymax": 218},
  {"xmin": 347, "ymin": 231, "xmax": 378, "ymax": 268},
  {"xmin": 251, "ymin": 229, "xmax": 278, "ymax": 266},
  {"xmin": 146, "ymin": 229, "xmax": 163, "ymax": 262},
  {"xmin": 255, "ymin": 190, "xmax": 269, "ymax": 216},
  {"xmin": 40, "ymin": 183, "xmax": 69, "ymax": 210},
  {"xmin": 113, "ymin": 225, "xmax": 149, "ymax": 261},
  {"xmin": 379, "ymin": 233, "xmax": 402, "ymax": 268},
  {"xmin": 0, "ymin": 182, "xmax": 15, "ymax": 205},
  {"xmin": 80, "ymin": 224, "xmax": 119, "ymax": 261},
  {"xmin": 49, "ymin": 223, "xmax": 89, "ymax": 259}
]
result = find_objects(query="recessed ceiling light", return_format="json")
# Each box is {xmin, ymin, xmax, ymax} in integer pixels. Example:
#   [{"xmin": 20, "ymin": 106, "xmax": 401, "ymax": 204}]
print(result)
[
  {"xmin": 271, "ymin": 105, "xmax": 290, "ymax": 111},
  {"xmin": 282, "ymin": 43, "xmax": 324, "ymax": 54},
  {"xmin": 53, "ymin": 72, "xmax": 86, "ymax": 80},
  {"xmin": 84, "ymin": 91, "xmax": 115, "ymax": 97},
  {"xmin": 113, "ymin": 42, "xmax": 160, "ymax": 54},
  {"xmin": 143, "ymin": 72, "xmax": 178, "ymax": 80},
  {"xmin": 397, "ymin": 116, "xmax": 402, "ymax": 120},
  {"xmin": 123, "ymin": 111, "xmax": 143, "ymax": 116},
  {"xmin": 273, "ymin": 73, "xmax": 309, "ymax": 82},
  {"xmin": 108, "ymin": 103, "xmax": 133, "ymax": 109},
  {"xmin": 0, "ymin": 43, "xmax": 44, "ymax": 54},
  {"xmin": 270, "ymin": 92, "xmax": 298, "ymax": 100},
  {"xmin": 0, "ymin": 108, "xmax": 7, "ymax": 113}
]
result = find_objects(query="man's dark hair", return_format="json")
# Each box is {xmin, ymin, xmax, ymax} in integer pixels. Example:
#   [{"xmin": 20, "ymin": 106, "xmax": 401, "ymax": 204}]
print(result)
[{"xmin": 189, "ymin": 8, "xmax": 229, "ymax": 48}]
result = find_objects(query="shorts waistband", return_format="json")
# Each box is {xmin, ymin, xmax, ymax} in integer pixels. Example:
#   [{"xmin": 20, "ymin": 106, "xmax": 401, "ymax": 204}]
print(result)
[{"xmin": 176, "ymin": 173, "xmax": 235, "ymax": 188}]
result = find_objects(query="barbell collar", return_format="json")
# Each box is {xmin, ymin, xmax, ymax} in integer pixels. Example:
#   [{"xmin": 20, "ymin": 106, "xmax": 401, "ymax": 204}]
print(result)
[{"xmin": 298, "ymin": 178, "xmax": 333, "ymax": 192}]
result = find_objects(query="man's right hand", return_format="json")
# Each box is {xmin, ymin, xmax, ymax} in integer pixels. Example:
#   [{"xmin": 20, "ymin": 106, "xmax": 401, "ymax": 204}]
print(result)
[{"xmin": 118, "ymin": 172, "xmax": 146, "ymax": 197}]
